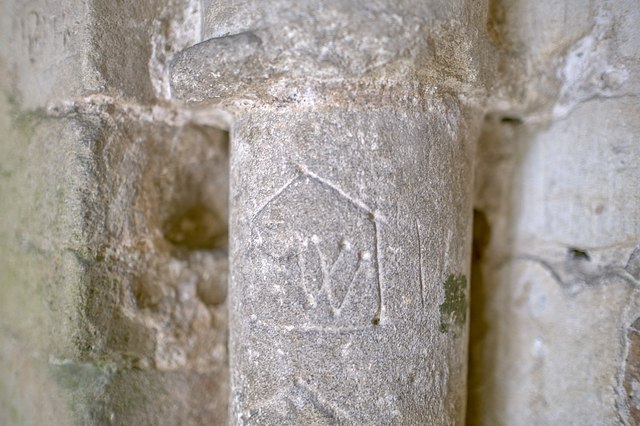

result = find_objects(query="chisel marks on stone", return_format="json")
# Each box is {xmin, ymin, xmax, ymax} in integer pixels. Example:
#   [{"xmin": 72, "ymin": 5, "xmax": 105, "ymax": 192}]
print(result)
[
  {"xmin": 372, "ymin": 217, "xmax": 385, "ymax": 323},
  {"xmin": 416, "ymin": 219, "xmax": 425, "ymax": 309}
]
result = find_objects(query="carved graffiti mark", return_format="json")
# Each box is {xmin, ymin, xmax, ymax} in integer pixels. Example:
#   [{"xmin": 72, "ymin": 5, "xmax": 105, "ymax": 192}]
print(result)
[
  {"xmin": 416, "ymin": 219, "xmax": 425, "ymax": 309},
  {"xmin": 249, "ymin": 316, "xmax": 375, "ymax": 338},
  {"xmin": 19, "ymin": 10, "xmax": 73, "ymax": 65},
  {"xmin": 297, "ymin": 235, "xmax": 370, "ymax": 316},
  {"xmin": 251, "ymin": 165, "xmax": 373, "ymax": 223},
  {"xmin": 251, "ymin": 318, "xmax": 372, "ymax": 334},
  {"xmin": 246, "ymin": 378, "xmax": 354, "ymax": 424},
  {"xmin": 372, "ymin": 214, "xmax": 385, "ymax": 322},
  {"xmin": 301, "ymin": 165, "xmax": 374, "ymax": 214},
  {"xmin": 251, "ymin": 174, "xmax": 299, "ymax": 222},
  {"xmin": 251, "ymin": 165, "xmax": 386, "ymax": 326},
  {"xmin": 293, "ymin": 378, "xmax": 355, "ymax": 423}
]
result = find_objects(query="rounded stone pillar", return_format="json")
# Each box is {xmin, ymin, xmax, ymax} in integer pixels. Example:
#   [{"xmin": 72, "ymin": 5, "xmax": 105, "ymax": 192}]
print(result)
[
  {"xmin": 170, "ymin": 1, "xmax": 491, "ymax": 423},
  {"xmin": 228, "ymin": 96, "xmax": 478, "ymax": 424}
]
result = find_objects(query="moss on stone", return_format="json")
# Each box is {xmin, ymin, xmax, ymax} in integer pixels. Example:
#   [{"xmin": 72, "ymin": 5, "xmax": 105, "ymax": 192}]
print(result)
[
  {"xmin": 6, "ymin": 94, "xmax": 44, "ymax": 140},
  {"xmin": 439, "ymin": 274, "xmax": 468, "ymax": 334}
]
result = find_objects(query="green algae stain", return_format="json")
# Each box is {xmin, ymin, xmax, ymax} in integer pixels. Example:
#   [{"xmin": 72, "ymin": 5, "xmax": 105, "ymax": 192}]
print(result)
[
  {"xmin": 439, "ymin": 274, "xmax": 468, "ymax": 334},
  {"xmin": 6, "ymin": 93, "xmax": 44, "ymax": 140},
  {"xmin": 50, "ymin": 359, "xmax": 118, "ymax": 423}
]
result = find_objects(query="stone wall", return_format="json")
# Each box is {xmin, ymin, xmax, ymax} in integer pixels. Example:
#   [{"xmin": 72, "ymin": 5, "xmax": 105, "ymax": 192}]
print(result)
[{"xmin": 0, "ymin": 0, "xmax": 638, "ymax": 424}]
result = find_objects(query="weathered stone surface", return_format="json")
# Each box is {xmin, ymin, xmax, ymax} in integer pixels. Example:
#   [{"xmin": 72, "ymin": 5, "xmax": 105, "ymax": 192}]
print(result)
[
  {"xmin": 468, "ymin": 0, "xmax": 640, "ymax": 423},
  {"xmin": 172, "ymin": 0, "xmax": 494, "ymax": 106},
  {"xmin": 2, "ymin": 0, "xmax": 639, "ymax": 424},
  {"xmin": 624, "ymin": 317, "xmax": 640, "ymax": 424},
  {"xmin": 170, "ymin": 1, "xmax": 493, "ymax": 422},
  {"xmin": 471, "ymin": 95, "xmax": 640, "ymax": 426},
  {"xmin": 72, "ymin": 108, "xmax": 230, "ymax": 423},
  {"xmin": 0, "ymin": 0, "xmax": 226, "ymax": 423},
  {"xmin": 0, "ymin": 100, "xmax": 87, "ymax": 426},
  {"xmin": 228, "ymin": 103, "xmax": 478, "ymax": 424},
  {"xmin": 0, "ymin": 0, "xmax": 99, "ymax": 109}
]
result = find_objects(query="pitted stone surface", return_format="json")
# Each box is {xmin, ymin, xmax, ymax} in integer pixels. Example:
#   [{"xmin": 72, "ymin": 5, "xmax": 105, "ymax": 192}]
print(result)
[
  {"xmin": 2, "ymin": 0, "xmax": 639, "ymax": 424},
  {"xmin": 228, "ymin": 105, "xmax": 478, "ymax": 424}
]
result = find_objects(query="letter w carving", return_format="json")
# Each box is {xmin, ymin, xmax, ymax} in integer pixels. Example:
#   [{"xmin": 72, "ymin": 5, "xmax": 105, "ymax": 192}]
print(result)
[{"xmin": 297, "ymin": 235, "xmax": 369, "ymax": 316}]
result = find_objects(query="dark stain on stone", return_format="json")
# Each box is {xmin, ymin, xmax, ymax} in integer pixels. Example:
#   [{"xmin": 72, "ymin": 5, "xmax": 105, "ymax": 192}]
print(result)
[
  {"xmin": 623, "ymin": 317, "xmax": 640, "ymax": 423},
  {"xmin": 500, "ymin": 116, "xmax": 523, "ymax": 125},
  {"xmin": 439, "ymin": 274, "xmax": 468, "ymax": 334},
  {"xmin": 472, "ymin": 209, "xmax": 491, "ymax": 263},
  {"xmin": 6, "ymin": 93, "xmax": 44, "ymax": 139},
  {"xmin": 486, "ymin": 0, "xmax": 507, "ymax": 48},
  {"xmin": 162, "ymin": 204, "xmax": 227, "ymax": 250},
  {"xmin": 567, "ymin": 247, "xmax": 590, "ymax": 261}
]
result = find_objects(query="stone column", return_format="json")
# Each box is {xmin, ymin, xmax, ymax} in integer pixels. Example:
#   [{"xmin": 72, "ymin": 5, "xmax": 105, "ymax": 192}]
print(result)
[
  {"xmin": 230, "ymin": 101, "xmax": 477, "ymax": 424},
  {"xmin": 171, "ymin": 1, "xmax": 491, "ymax": 423}
]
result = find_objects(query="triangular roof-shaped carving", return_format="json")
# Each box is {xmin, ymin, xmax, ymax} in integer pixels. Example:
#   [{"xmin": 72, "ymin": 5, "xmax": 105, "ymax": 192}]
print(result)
[{"xmin": 251, "ymin": 165, "xmax": 375, "ymax": 222}]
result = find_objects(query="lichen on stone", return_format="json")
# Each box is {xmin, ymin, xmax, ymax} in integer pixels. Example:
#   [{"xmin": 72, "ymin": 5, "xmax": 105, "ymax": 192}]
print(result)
[{"xmin": 439, "ymin": 273, "xmax": 468, "ymax": 334}]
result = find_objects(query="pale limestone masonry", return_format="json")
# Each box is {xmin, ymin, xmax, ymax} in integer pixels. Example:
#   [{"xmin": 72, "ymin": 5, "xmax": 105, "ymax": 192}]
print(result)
[{"xmin": 0, "ymin": 0, "xmax": 638, "ymax": 425}]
